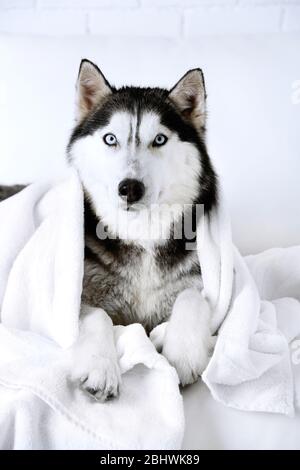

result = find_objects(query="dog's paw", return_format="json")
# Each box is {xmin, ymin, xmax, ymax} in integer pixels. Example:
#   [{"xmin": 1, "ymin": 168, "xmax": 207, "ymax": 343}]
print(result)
[
  {"xmin": 162, "ymin": 338, "xmax": 210, "ymax": 386},
  {"xmin": 161, "ymin": 288, "xmax": 213, "ymax": 386},
  {"xmin": 71, "ymin": 356, "xmax": 121, "ymax": 402},
  {"xmin": 150, "ymin": 322, "xmax": 168, "ymax": 353}
]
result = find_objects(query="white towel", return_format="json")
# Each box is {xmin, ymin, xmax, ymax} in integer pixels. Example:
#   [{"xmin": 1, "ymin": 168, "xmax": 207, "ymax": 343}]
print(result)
[
  {"xmin": 199, "ymin": 199, "xmax": 300, "ymax": 416},
  {"xmin": 0, "ymin": 169, "xmax": 184, "ymax": 450},
  {"xmin": 0, "ymin": 173, "xmax": 83, "ymax": 348},
  {"xmin": 0, "ymin": 169, "xmax": 299, "ymax": 450}
]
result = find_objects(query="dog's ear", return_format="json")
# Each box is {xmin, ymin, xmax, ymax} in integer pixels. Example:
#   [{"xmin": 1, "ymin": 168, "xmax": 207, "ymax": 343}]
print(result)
[
  {"xmin": 169, "ymin": 69, "xmax": 206, "ymax": 131},
  {"xmin": 76, "ymin": 59, "xmax": 112, "ymax": 121}
]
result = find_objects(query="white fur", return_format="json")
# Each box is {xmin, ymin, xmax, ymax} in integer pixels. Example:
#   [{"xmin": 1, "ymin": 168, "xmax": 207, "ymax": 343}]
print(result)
[{"xmin": 70, "ymin": 111, "xmax": 201, "ymax": 249}]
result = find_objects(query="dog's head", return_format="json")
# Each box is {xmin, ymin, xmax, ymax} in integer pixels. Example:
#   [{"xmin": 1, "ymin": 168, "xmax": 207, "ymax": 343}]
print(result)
[{"xmin": 68, "ymin": 60, "xmax": 217, "ymax": 240}]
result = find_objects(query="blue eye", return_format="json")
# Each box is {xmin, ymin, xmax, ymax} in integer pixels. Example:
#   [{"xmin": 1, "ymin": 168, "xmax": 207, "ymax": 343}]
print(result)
[
  {"xmin": 103, "ymin": 133, "xmax": 117, "ymax": 146},
  {"xmin": 153, "ymin": 134, "xmax": 168, "ymax": 147}
]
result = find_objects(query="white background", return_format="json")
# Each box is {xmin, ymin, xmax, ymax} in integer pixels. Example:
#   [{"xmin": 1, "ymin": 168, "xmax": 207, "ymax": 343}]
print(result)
[{"xmin": 0, "ymin": 0, "xmax": 300, "ymax": 255}]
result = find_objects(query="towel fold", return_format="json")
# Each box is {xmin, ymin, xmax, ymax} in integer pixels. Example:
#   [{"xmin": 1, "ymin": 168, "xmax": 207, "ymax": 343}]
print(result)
[{"xmin": 200, "ymin": 202, "xmax": 300, "ymax": 416}]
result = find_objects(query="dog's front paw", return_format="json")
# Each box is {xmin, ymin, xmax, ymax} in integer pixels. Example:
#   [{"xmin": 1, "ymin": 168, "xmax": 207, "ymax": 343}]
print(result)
[
  {"xmin": 161, "ymin": 288, "xmax": 213, "ymax": 386},
  {"xmin": 71, "ymin": 356, "xmax": 121, "ymax": 402},
  {"xmin": 162, "ymin": 338, "xmax": 210, "ymax": 386}
]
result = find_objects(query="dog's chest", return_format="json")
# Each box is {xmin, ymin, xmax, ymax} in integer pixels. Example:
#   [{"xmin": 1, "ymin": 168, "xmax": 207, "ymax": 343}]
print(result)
[
  {"xmin": 121, "ymin": 253, "xmax": 168, "ymax": 320},
  {"xmin": 82, "ymin": 240, "xmax": 201, "ymax": 330}
]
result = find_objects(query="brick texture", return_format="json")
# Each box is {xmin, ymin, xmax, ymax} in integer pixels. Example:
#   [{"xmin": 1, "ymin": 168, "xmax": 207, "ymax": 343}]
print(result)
[
  {"xmin": 0, "ymin": 0, "xmax": 299, "ymax": 36},
  {"xmin": 184, "ymin": 6, "xmax": 282, "ymax": 35},
  {"xmin": 89, "ymin": 8, "xmax": 181, "ymax": 37},
  {"xmin": 283, "ymin": 5, "xmax": 300, "ymax": 31}
]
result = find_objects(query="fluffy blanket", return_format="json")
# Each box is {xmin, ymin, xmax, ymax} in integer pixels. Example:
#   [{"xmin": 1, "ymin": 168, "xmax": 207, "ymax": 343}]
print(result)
[{"xmin": 0, "ymin": 168, "xmax": 299, "ymax": 449}]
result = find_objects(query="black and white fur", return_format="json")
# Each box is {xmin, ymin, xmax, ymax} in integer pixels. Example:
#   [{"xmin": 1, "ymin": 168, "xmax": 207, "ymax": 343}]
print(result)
[{"xmin": 0, "ymin": 60, "xmax": 218, "ymax": 401}]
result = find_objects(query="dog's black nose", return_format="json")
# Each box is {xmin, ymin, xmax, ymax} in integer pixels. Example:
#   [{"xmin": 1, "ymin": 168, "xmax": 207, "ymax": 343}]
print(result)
[{"xmin": 118, "ymin": 178, "xmax": 145, "ymax": 204}]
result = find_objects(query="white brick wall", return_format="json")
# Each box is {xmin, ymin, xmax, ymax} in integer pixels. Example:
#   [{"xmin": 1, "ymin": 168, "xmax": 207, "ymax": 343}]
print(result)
[
  {"xmin": 0, "ymin": 0, "xmax": 299, "ymax": 36},
  {"xmin": 283, "ymin": 5, "xmax": 300, "ymax": 31},
  {"xmin": 89, "ymin": 8, "xmax": 181, "ymax": 37},
  {"xmin": 184, "ymin": 5, "xmax": 283, "ymax": 35}
]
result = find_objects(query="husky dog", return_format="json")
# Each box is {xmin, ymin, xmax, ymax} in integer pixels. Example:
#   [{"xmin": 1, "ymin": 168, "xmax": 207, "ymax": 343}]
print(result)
[{"xmin": 0, "ymin": 60, "xmax": 218, "ymax": 402}]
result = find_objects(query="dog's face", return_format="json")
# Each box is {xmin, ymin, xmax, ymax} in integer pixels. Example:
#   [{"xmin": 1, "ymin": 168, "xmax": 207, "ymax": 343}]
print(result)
[{"xmin": 68, "ymin": 60, "xmax": 216, "ymax": 240}]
